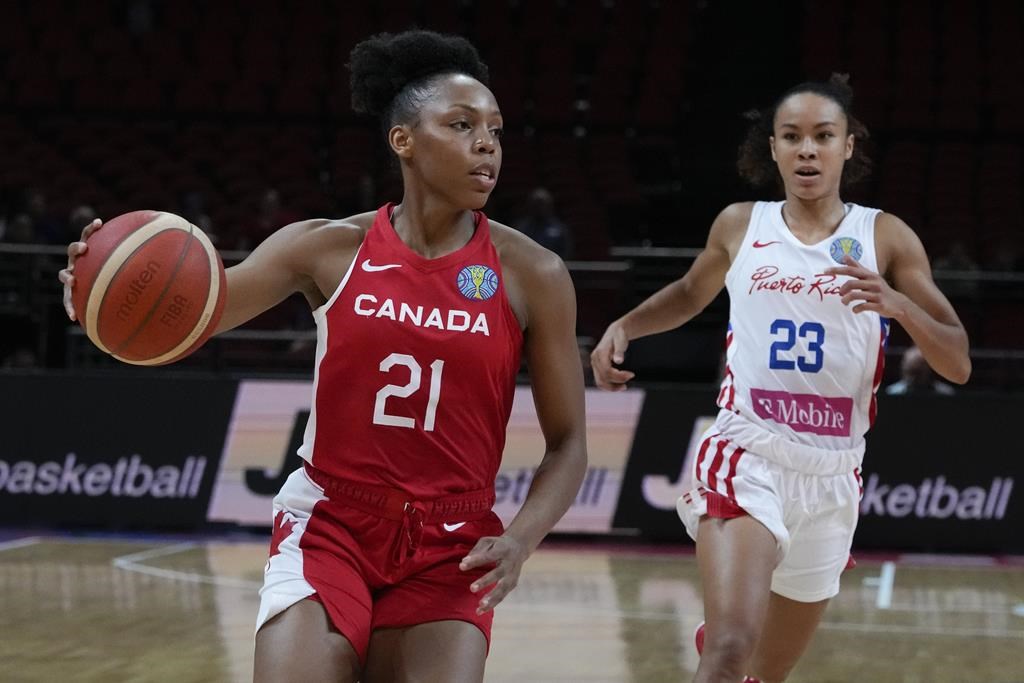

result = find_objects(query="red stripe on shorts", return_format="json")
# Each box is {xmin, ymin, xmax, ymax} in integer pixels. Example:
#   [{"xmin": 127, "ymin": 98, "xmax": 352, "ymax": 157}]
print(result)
[
  {"xmin": 695, "ymin": 433, "xmax": 717, "ymax": 484},
  {"xmin": 723, "ymin": 445, "xmax": 746, "ymax": 500},
  {"xmin": 706, "ymin": 439, "xmax": 729, "ymax": 493}
]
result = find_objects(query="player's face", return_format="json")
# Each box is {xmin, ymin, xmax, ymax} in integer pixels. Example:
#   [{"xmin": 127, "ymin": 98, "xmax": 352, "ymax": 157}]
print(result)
[
  {"xmin": 769, "ymin": 93, "xmax": 854, "ymax": 200},
  {"xmin": 397, "ymin": 74, "xmax": 503, "ymax": 210}
]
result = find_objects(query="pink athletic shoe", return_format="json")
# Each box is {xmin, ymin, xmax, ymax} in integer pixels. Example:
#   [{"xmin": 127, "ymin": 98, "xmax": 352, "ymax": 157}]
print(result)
[{"xmin": 694, "ymin": 621, "xmax": 762, "ymax": 683}]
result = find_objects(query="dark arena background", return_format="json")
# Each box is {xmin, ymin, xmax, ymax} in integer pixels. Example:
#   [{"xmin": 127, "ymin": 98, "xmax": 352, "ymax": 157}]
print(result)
[{"xmin": 1, "ymin": 1, "xmax": 1022, "ymax": 681}]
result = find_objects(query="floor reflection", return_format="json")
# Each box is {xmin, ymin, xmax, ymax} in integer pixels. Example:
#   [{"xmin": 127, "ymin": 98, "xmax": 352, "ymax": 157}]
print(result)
[{"xmin": 1, "ymin": 537, "xmax": 1022, "ymax": 682}]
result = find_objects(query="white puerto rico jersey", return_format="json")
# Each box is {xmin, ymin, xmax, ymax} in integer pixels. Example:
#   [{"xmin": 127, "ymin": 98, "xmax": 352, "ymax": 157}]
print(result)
[{"xmin": 717, "ymin": 201, "xmax": 890, "ymax": 452}]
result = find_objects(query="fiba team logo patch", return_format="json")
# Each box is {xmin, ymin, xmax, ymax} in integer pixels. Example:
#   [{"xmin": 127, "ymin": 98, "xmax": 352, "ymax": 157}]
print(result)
[
  {"xmin": 829, "ymin": 236, "xmax": 863, "ymax": 264},
  {"xmin": 457, "ymin": 265, "xmax": 499, "ymax": 300}
]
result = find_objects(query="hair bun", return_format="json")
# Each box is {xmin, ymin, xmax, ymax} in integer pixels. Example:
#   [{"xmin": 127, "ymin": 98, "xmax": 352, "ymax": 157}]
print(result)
[{"xmin": 349, "ymin": 30, "xmax": 489, "ymax": 118}]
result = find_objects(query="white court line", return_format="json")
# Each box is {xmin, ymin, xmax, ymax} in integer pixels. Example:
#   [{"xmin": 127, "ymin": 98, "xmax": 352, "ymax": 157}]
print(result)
[
  {"xmin": 817, "ymin": 620, "xmax": 1024, "ymax": 640},
  {"xmin": 876, "ymin": 561, "xmax": 895, "ymax": 609},
  {"xmin": 862, "ymin": 560, "xmax": 896, "ymax": 609},
  {"xmin": 0, "ymin": 536, "xmax": 42, "ymax": 553},
  {"xmin": 112, "ymin": 542, "xmax": 198, "ymax": 564},
  {"xmin": 112, "ymin": 542, "xmax": 260, "ymax": 590},
  {"xmin": 897, "ymin": 553, "xmax": 998, "ymax": 567},
  {"xmin": 882, "ymin": 602, "xmax": 1022, "ymax": 615},
  {"xmin": 498, "ymin": 603, "xmax": 1024, "ymax": 639}
]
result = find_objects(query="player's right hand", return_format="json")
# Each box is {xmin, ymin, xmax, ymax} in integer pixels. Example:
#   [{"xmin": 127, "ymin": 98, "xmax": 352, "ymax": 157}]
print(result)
[
  {"xmin": 590, "ymin": 321, "xmax": 635, "ymax": 391},
  {"xmin": 58, "ymin": 218, "xmax": 103, "ymax": 321}
]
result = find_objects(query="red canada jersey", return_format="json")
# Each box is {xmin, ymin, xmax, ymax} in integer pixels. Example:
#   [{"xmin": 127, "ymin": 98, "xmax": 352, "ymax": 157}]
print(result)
[{"xmin": 296, "ymin": 204, "xmax": 523, "ymax": 497}]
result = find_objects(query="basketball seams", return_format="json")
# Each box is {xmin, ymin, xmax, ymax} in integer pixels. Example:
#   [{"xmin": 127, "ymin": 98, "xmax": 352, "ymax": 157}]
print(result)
[
  {"xmin": 110, "ymin": 221, "xmax": 199, "ymax": 360},
  {"xmin": 75, "ymin": 210, "xmax": 155, "ymax": 339},
  {"xmin": 85, "ymin": 212, "xmax": 186, "ymax": 354},
  {"xmin": 128, "ymin": 221, "xmax": 222, "ymax": 366}
]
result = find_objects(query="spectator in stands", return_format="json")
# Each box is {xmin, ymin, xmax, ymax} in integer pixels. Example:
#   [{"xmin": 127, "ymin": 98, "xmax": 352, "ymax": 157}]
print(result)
[
  {"xmin": 25, "ymin": 189, "xmax": 65, "ymax": 245},
  {"xmin": 67, "ymin": 205, "xmax": 97, "ymax": 244},
  {"xmin": 240, "ymin": 187, "xmax": 301, "ymax": 250},
  {"xmin": 885, "ymin": 345, "xmax": 955, "ymax": 395},
  {"xmin": 358, "ymin": 171, "xmax": 377, "ymax": 212},
  {"xmin": 986, "ymin": 235, "xmax": 1023, "ymax": 272},
  {"xmin": 516, "ymin": 187, "xmax": 570, "ymax": 258},
  {"xmin": 0, "ymin": 185, "xmax": 14, "ymax": 240},
  {"xmin": 3, "ymin": 213, "xmax": 36, "ymax": 243},
  {"xmin": 1, "ymin": 347, "xmax": 36, "ymax": 368},
  {"xmin": 177, "ymin": 190, "xmax": 216, "ymax": 243},
  {"xmin": 932, "ymin": 240, "xmax": 978, "ymax": 272},
  {"xmin": 931, "ymin": 240, "xmax": 980, "ymax": 297}
]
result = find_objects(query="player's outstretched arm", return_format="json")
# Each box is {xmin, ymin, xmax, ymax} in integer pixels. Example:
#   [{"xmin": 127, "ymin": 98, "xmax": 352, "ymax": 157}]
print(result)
[
  {"xmin": 824, "ymin": 213, "xmax": 970, "ymax": 384},
  {"xmin": 58, "ymin": 216, "xmax": 364, "ymax": 335},
  {"xmin": 215, "ymin": 218, "xmax": 364, "ymax": 334},
  {"xmin": 460, "ymin": 246, "xmax": 587, "ymax": 614},
  {"xmin": 591, "ymin": 202, "xmax": 749, "ymax": 390}
]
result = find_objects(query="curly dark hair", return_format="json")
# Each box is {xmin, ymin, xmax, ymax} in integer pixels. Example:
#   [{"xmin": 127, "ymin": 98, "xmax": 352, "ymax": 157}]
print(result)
[
  {"xmin": 737, "ymin": 73, "xmax": 872, "ymax": 191},
  {"xmin": 349, "ymin": 29, "xmax": 490, "ymax": 134}
]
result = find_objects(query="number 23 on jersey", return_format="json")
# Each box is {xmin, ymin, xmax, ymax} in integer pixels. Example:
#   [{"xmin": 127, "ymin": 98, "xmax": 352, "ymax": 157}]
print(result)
[{"xmin": 768, "ymin": 318, "xmax": 825, "ymax": 373}]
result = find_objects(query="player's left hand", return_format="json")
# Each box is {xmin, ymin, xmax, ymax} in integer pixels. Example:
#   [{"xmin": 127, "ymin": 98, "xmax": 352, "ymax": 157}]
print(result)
[
  {"xmin": 824, "ymin": 254, "xmax": 909, "ymax": 318},
  {"xmin": 460, "ymin": 534, "xmax": 527, "ymax": 614}
]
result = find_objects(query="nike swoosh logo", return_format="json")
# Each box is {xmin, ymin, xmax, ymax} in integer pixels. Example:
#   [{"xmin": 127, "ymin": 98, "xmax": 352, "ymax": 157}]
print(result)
[
  {"xmin": 442, "ymin": 522, "xmax": 467, "ymax": 532},
  {"xmin": 752, "ymin": 240, "xmax": 781, "ymax": 248},
  {"xmin": 361, "ymin": 259, "xmax": 402, "ymax": 272}
]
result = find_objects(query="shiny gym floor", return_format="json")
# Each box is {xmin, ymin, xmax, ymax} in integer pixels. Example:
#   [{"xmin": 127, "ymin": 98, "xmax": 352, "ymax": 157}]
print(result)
[{"xmin": 1, "ymin": 533, "xmax": 1022, "ymax": 682}]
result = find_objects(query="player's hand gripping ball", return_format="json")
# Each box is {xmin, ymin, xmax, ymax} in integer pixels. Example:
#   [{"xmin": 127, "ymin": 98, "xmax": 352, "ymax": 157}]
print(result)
[{"xmin": 68, "ymin": 210, "xmax": 226, "ymax": 365}]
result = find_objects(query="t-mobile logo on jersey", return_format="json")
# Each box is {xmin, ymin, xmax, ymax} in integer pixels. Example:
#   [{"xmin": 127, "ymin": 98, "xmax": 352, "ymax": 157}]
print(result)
[{"xmin": 750, "ymin": 389, "xmax": 852, "ymax": 437}]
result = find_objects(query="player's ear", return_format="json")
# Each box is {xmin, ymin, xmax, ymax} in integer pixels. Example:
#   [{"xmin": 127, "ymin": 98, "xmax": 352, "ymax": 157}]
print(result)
[
  {"xmin": 769, "ymin": 136, "xmax": 777, "ymax": 162},
  {"xmin": 844, "ymin": 133, "xmax": 854, "ymax": 160},
  {"xmin": 389, "ymin": 125, "xmax": 414, "ymax": 159}
]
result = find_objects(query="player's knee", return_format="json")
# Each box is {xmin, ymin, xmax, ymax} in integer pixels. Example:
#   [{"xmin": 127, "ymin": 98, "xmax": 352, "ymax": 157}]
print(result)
[{"xmin": 701, "ymin": 629, "xmax": 759, "ymax": 677}]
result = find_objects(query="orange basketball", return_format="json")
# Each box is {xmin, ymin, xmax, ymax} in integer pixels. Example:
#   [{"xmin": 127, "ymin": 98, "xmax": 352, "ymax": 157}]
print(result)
[{"xmin": 71, "ymin": 210, "xmax": 227, "ymax": 366}]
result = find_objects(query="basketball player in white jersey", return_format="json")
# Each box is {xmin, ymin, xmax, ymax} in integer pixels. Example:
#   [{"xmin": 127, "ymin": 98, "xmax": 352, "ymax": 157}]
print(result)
[{"xmin": 591, "ymin": 74, "xmax": 969, "ymax": 683}]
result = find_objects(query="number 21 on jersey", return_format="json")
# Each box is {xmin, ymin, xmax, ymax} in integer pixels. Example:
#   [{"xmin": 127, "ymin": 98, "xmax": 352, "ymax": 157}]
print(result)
[
  {"xmin": 768, "ymin": 318, "xmax": 824, "ymax": 373},
  {"xmin": 373, "ymin": 353, "xmax": 445, "ymax": 431}
]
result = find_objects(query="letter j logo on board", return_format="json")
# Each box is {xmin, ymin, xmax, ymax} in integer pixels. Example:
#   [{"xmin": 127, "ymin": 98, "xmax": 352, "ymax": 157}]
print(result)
[{"xmin": 457, "ymin": 265, "xmax": 498, "ymax": 301}]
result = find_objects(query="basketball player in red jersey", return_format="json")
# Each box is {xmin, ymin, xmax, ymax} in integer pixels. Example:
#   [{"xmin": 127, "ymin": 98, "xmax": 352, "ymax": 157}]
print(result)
[
  {"xmin": 592, "ymin": 75, "xmax": 969, "ymax": 683},
  {"xmin": 60, "ymin": 31, "xmax": 587, "ymax": 682}
]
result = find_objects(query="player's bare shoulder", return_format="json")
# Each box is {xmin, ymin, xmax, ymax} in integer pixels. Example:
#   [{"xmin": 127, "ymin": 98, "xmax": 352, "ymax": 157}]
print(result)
[
  {"xmin": 304, "ymin": 213, "xmax": 376, "ymax": 299},
  {"xmin": 488, "ymin": 219, "xmax": 572, "ymax": 327},
  {"xmin": 712, "ymin": 201, "xmax": 757, "ymax": 259},
  {"xmin": 289, "ymin": 212, "xmax": 373, "ymax": 255},
  {"xmin": 242, "ymin": 212, "xmax": 374, "ymax": 308},
  {"xmin": 872, "ymin": 210, "xmax": 925, "ymax": 276},
  {"xmin": 280, "ymin": 212, "xmax": 372, "ymax": 275},
  {"xmin": 489, "ymin": 220, "xmax": 568, "ymax": 279}
]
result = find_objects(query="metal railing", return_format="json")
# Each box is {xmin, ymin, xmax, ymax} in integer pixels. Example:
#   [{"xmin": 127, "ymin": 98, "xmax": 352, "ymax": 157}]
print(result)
[{"xmin": 2, "ymin": 243, "xmax": 1022, "ymax": 388}]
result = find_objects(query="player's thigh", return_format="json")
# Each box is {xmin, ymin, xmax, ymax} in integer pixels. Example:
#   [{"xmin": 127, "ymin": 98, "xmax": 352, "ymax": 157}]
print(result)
[
  {"xmin": 697, "ymin": 514, "xmax": 778, "ymax": 630},
  {"xmin": 363, "ymin": 619, "xmax": 488, "ymax": 683},
  {"xmin": 749, "ymin": 592, "xmax": 830, "ymax": 682},
  {"xmin": 254, "ymin": 599, "xmax": 362, "ymax": 683}
]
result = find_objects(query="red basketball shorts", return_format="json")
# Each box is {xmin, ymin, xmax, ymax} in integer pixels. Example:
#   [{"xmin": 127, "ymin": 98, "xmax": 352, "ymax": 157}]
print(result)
[{"xmin": 256, "ymin": 463, "xmax": 503, "ymax": 663}]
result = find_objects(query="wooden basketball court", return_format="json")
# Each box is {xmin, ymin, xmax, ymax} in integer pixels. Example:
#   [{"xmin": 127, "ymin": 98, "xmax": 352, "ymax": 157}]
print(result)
[{"xmin": 1, "ymin": 534, "xmax": 1022, "ymax": 682}]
